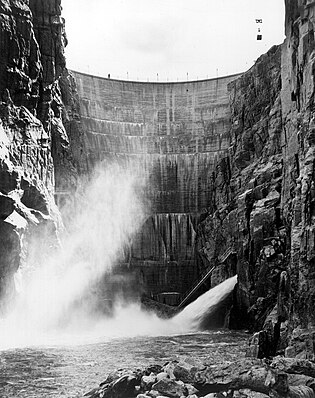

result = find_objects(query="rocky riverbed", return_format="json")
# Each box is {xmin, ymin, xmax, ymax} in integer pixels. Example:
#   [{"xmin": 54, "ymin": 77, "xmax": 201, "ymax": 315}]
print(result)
[
  {"xmin": 84, "ymin": 356, "xmax": 315, "ymax": 398},
  {"xmin": 0, "ymin": 331, "xmax": 248, "ymax": 397}
]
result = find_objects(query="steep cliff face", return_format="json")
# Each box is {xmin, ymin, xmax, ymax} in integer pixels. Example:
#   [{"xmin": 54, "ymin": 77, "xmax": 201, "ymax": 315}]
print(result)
[
  {"xmin": 0, "ymin": 0, "xmax": 85, "ymax": 309},
  {"xmin": 197, "ymin": 45, "xmax": 285, "ymax": 337},
  {"xmin": 280, "ymin": 0, "xmax": 315, "ymax": 358},
  {"xmin": 30, "ymin": 0, "xmax": 87, "ymax": 193},
  {"xmin": 197, "ymin": 0, "xmax": 315, "ymax": 359}
]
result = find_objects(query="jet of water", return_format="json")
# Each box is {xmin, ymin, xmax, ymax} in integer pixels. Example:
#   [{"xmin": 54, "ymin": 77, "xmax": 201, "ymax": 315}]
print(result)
[{"xmin": 173, "ymin": 275, "xmax": 238, "ymax": 330}]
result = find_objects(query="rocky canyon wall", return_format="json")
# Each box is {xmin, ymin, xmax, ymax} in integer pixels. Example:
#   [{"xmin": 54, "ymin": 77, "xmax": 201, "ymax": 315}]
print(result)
[
  {"xmin": 0, "ymin": 0, "xmax": 86, "ymax": 310},
  {"xmin": 280, "ymin": 0, "xmax": 315, "ymax": 358},
  {"xmin": 197, "ymin": 0, "xmax": 315, "ymax": 360},
  {"xmin": 72, "ymin": 72, "xmax": 241, "ymax": 296},
  {"xmin": 199, "ymin": 44, "xmax": 284, "ymax": 337}
]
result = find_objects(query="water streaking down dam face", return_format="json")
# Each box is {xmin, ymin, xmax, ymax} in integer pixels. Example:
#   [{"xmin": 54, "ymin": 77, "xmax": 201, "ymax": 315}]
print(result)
[
  {"xmin": 71, "ymin": 72, "xmax": 241, "ymax": 213},
  {"xmin": 69, "ymin": 72, "xmax": 242, "ymax": 297}
]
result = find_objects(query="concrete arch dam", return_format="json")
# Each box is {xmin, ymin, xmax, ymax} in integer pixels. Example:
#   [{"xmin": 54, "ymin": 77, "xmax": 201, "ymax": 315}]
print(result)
[{"xmin": 71, "ymin": 71, "xmax": 241, "ymax": 300}]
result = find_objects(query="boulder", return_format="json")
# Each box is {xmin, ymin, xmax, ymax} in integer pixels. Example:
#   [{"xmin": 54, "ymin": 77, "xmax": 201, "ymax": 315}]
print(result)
[
  {"xmin": 152, "ymin": 379, "xmax": 187, "ymax": 398},
  {"xmin": 142, "ymin": 374, "xmax": 158, "ymax": 390},
  {"xmin": 147, "ymin": 391, "xmax": 160, "ymax": 398},
  {"xmin": 173, "ymin": 362, "xmax": 197, "ymax": 384},
  {"xmin": 157, "ymin": 372, "xmax": 169, "ymax": 381},
  {"xmin": 185, "ymin": 384, "xmax": 199, "ymax": 395}
]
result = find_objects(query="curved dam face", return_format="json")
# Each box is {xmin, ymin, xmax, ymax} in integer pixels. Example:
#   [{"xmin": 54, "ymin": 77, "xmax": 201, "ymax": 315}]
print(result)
[{"xmin": 71, "ymin": 72, "xmax": 241, "ymax": 298}]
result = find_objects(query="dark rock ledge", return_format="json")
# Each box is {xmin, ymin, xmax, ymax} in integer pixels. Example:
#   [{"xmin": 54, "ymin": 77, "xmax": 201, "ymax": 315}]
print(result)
[{"xmin": 84, "ymin": 357, "xmax": 315, "ymax": 398}]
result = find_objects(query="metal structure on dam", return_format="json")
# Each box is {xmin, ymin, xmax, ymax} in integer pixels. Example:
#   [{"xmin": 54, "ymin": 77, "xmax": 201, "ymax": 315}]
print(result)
[{"xmin": 71, "ymin": 71, "xmax": 242, "ymax": 301}]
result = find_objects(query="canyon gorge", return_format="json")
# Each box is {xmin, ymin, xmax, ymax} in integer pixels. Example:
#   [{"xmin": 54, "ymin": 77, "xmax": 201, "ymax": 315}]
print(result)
[{"xmin": 1, "ymin": 0, "xmax": 315, "ymax": 365}]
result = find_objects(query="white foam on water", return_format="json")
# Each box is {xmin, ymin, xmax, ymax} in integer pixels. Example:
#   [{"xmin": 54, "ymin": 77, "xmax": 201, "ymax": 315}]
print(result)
[
  {"xmin": 0, "ymin": 162, "xmax": 150, "ymax": 348},
  {"xmin": 0, "ymin": 161, "xmax": 237, "ymax": 350},
  {"xmin": 173, "ymin": 275, "xmax": 238, "ymax": 330},
  {"xmin": 0, "ymin": 277, "xmax": 237, "ymax": 349}
]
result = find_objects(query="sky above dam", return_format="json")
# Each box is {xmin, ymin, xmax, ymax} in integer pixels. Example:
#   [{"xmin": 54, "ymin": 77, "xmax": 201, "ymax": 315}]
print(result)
[{"xmin": 62, "ymin": 0, "xmax": 285, "ymax": 82}]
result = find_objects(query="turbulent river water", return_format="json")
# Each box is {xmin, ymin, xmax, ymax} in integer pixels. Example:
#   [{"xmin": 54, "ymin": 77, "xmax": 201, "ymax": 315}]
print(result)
[
  {"xmin": 0, "ymin": 275, "xmax": 241, "ymax": 397},
  {"xmin": 0, "ymin": 330, "xmax": 248, "ymax": 398}
]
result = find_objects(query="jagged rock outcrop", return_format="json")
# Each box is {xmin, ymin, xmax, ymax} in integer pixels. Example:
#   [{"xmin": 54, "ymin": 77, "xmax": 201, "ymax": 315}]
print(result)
[
  {"xmin": 0, "ymin": 0, "xmax": 85, "ymax": 309},
  {"xmin": 280, "ymin": 0, "xmax": 315, "ymax": 359},
  {"xmin": 196, "ymin": 44, "xmax": 284, "ymax": 335},
  {"xmin": 84, "ymin": 357, "xmax": 315, "ymax": 398},
  {"xmin": 197, "ymin": 0, "xmax": 315, "ymax": 360},
  {"xmin": 30, "ymin": 0, "xmax": 87, "ymax": 194}
]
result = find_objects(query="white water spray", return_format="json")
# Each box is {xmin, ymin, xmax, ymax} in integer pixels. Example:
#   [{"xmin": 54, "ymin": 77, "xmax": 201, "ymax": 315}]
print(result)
[
  {"xmin": 0, "ymin": 161, "xmax": 238, "ymax": 349},
  {"xmin": 0, "ymin": 162, "xmax": 150, "ymax": 346},
  {"xmin": 174, "ymin": 275, "xmax": 238, "ymax": 330}
]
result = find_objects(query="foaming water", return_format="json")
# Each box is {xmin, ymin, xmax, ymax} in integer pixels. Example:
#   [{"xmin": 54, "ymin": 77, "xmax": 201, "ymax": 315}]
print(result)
[
  {"xmin": 0, "ymin": 162, "xmax": 152, "ymax": 349},
  {"xmin": 174, "ymin": 276, "xmax": 238, "ymax": 330},
  {"xmin": 0, "ymin": 276, "xmax": 238, "ymax": 350},
  {"xmin": 0, "ymin": 303, "xmax": 179, "ymax": 349},
  {"xmin": 0, "ymin": 160, "xmax": 238, "ymax": 350}
]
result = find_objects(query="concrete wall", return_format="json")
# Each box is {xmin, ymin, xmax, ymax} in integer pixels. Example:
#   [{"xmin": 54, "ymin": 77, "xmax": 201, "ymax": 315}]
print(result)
[{"xmin": 72, "ymin": 71, "xmax": 241, "ymax": 296}]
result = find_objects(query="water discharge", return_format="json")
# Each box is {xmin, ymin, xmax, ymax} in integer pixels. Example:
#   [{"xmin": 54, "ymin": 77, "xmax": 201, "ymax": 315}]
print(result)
[
  {"xmin": 0, "ymin": 161, "xmax": 237, "ymax": 350},
  {"xmin": 174, "ymin": 276, "xmax": 238, "ymax": 330}
]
